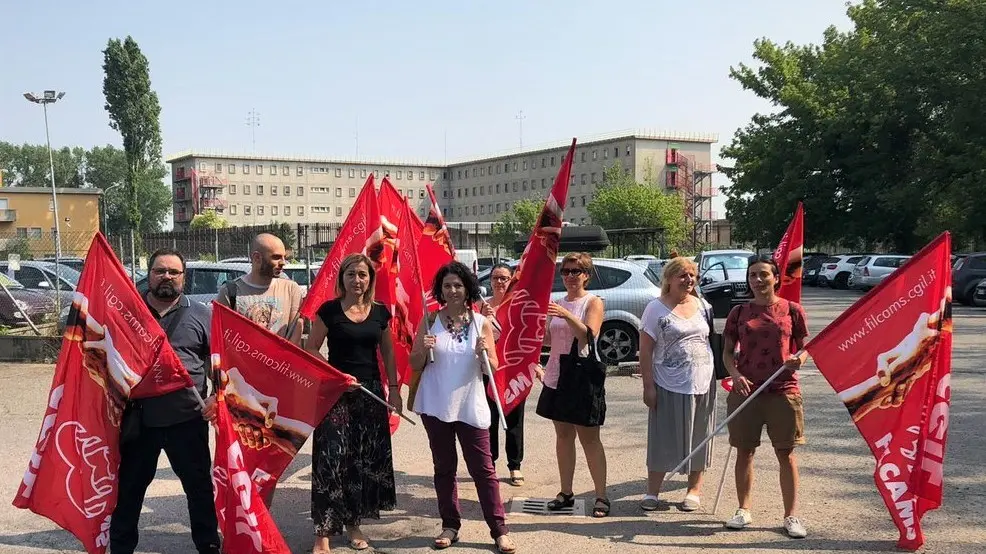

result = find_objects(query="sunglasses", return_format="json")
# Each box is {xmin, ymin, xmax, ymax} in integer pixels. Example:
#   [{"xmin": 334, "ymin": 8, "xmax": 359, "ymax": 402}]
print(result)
[{"xmin": 560, "ymin": 268, "xmax": 586, "ymax": 277}]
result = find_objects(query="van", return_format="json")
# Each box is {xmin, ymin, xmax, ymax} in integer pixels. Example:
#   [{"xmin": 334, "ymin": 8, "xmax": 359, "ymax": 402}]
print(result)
[{"xmin": 455, "ymin": 249, "xmax": 479, "ymax": 275}]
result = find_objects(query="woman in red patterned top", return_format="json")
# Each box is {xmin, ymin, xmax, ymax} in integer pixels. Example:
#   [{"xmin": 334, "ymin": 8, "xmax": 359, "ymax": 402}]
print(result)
[{"xmin": 721, "ymin": 254, "xmax": 809, "ymax": 539}]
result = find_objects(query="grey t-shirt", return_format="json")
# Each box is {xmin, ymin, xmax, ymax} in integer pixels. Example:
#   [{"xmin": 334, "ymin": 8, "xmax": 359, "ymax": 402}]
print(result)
[
  {"xmin": 640, "ymin": 296, "xmax": 714, "ymax": 395},
  {"xmin": 216, "ymin": 276, "xmax": 302, "ymax": 338}
]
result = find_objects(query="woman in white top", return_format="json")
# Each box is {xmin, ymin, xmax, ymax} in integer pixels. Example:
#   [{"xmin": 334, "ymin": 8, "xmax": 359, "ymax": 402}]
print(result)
[
  {"xmin": 533, "ymin": 252, "xmax": 609, "ymax": 518},
  {"xmin": 638, "ymin": 256, "xmax": 717, "ymax": 513},
  {"xmin": 409, "ymin": 261, "xmax": 517, "ymax": 554}
]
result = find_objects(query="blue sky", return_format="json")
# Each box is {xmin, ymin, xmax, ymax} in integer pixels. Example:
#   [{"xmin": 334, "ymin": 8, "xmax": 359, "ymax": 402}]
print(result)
[{"xmin": 1, "ymin": 0, "xmax": 851, "ymax": 218}]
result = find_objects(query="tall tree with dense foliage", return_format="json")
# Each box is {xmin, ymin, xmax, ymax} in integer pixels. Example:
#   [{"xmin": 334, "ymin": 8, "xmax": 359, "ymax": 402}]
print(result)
[
  {"xmin": 722, "ymin": 0, "xmax": 986, "ymax": 252},
  {"xmin": 489, "ymin": 198, "xmax": 542, "ymax": 253},
  {"xmin": 102, "ymin": 36, "xmax": 164, "ymax": 234},
  {"xmin": 587, "ymin": 163, "xmax": 688, "ymax": 250}
]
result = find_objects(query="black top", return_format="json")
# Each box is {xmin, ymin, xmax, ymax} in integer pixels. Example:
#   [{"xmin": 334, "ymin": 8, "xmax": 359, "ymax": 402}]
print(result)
[
  {"xmin": 140, "ymin": 294, "xmax": 212, "ymax": 427},
  {"xmin": 317, "ymin": 299, "xmax": 391, "ymax": 384}
]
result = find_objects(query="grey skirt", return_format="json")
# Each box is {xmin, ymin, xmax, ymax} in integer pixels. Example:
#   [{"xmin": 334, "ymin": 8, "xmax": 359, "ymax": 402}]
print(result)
[{"xmin": 646, "ymin": 382, "xmax": 717, "ymax": 473}]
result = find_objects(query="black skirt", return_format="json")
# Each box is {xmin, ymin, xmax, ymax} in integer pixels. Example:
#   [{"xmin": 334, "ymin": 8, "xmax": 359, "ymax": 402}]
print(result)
[{"xmin": 536, "ymin": 384, "xmax": 606, "ymax": 427}]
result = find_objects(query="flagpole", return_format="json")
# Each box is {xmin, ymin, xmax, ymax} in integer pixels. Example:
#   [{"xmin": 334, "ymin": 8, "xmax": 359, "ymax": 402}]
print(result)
[
  {"xmin": 359, "ymin": 385, "xmax": 416, "ymax": 425},
  {"xmin": 472, "ymin": 313, "xmax": 507, "ymax": 430},
  {"xmin": 711, "ymin": 446, "xmax": 733, "ymax": 515},
  {"xmin": 667, "ymin": 353, "xmax": 804, "ymax": 476}
]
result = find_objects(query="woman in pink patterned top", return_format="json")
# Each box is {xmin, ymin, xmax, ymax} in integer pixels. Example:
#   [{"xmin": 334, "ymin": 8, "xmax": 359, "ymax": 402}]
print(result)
[{"xmin": 533, "ymin": 252, "xmax": 609, "ymax": 517}]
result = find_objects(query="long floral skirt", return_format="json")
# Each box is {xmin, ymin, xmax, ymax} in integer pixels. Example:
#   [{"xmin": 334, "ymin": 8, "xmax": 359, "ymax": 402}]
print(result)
[{"xmin": 311, "ymin": 380, "xmax": 396, "ymax": 536}]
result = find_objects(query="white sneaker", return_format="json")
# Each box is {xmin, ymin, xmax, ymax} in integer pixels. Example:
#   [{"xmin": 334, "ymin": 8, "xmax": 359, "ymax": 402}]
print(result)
[
  {"xmin": 784, "ymin": 516, "xmax": 807, "ymax": 538},
  {"xmin": 725, "ymin": 508, "xmax": 753, "ymax": 529}
]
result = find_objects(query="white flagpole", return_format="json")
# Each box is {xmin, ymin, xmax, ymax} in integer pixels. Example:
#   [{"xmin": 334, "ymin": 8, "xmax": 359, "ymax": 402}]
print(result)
[{"xmin": 472, "ymin": 312, "xmax": 507, "ymax": 431}]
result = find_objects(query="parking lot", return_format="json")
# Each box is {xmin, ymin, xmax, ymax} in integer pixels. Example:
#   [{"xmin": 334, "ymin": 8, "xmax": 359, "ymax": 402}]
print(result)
[{"xmin": 0, "ymin": 287, "xmax": 983, "ymax": 553}]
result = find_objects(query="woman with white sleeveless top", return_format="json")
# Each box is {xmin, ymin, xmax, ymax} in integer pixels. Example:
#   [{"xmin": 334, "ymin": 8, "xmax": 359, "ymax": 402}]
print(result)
[
  {"xmin": 533, "ymin": 252, "xmax": 609, "ymax": 518},
  {"xmin": 409, "ymin": 261, "xmax": 517, "ymax": 554}
]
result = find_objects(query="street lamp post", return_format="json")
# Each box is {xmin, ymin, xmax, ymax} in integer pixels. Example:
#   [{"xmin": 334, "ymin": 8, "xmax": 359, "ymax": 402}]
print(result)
[
  {"xmin": 24, "ymin": 90, "xmax": 65, "ymax": 315},
  {"xmin": 102, "ymin": 182, "xmax": 123, "ymax": 234}
]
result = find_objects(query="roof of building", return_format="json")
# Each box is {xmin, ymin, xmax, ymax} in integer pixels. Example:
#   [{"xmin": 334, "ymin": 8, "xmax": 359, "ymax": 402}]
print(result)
[
  {"xmin": 0, "ymin": 186, "xmax": 102, "ymax": 195},
  {"xmin": 166, "ymin": 129, "xmax": 718, "ymax": 168}
]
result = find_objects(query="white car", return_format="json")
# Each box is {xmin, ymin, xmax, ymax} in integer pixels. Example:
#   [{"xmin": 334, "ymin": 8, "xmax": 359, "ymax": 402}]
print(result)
[{"xmin": 817, "ymin": 254, "xmax": 869, "ymax": 289}]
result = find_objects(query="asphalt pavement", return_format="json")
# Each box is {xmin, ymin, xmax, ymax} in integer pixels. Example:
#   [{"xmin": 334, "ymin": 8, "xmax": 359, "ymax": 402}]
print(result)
[{"xmin": 0, "ymin": 287, "xmax": 984, "ymax": 553}]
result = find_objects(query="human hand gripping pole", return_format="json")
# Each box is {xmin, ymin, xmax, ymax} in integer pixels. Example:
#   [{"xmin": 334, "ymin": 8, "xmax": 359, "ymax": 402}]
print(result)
[
  {"xmin": 472, "ymin": 314, "xmax": 508, "ymax": 431},
  {"xmin": 666, "ymin": 351, "xmax": 806, "ymax": 476}
]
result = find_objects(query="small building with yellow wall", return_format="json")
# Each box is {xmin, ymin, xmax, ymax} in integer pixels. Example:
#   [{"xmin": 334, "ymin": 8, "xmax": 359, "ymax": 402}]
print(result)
[{"xmin": 0, "ymin": 187, "xmax": 102, "ymax": 258}]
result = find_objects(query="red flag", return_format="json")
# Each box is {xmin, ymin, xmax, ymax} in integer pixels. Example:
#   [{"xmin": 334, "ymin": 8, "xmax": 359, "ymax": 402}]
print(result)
[
  {"xmin": 376, "ymin": 178, "xmax": 411, "ymax": 433},
  {"xmin": 211, "ymin": 303, "xmax": 355, "ymax": 499},
  {"xmin": 492, "ymin": 138, "xmax": 576, "ymax": 415},
  {"xmin": 394, "ymin": 198, "xmax": 427, "ymax": 380},
  {"xmin": 13, "ymin": 233, "xmax": 194, "ymax": 554},
  {"xmin": 419, "ymin": 183, "xmax": 456, "ymax": 308},
  {"xmin": 804, "ymin": 232, "xmax": 952, "ymax": 550},
  {"xmin": 774, "ymin": 201, "xmax": 804, "ymax": 303},
  {"xmin": 299, "ymin": 175, "xmax": 380, "ymax": 320},
  {"xmin": 212, "ymin": 395, "xmax": 291, "ymax": 554}
]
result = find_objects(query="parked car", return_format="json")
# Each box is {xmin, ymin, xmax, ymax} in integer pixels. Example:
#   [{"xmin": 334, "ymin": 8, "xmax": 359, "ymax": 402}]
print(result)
[
  {"xmin": 281, "ymin": 263, "xmax": 320, "ymax": 295},
  {"xmin": 851, "ymin": 255, "xmax": 911, "ymax": 291},
  {"xmin": 36, "ymin": 257, "xmax": 85, "ymax": 273},
  {"xmin": 974, "ymin": 279, "xmax": 986, "ymax": 307},
  {"xmin": 695, "ymin": 249, "xmax": 756, "ymax": 318},
  {"xmin": 801, "ymin": 253, "xmax": 830, "ymax": 286},
  {"xmin": 817, "ymin": 254, "xmax": 870, "ymax": 289},
  {"xmin": 455, "ymin": 249, "xmax": 480, "ymax": 275},
  {"xmin": 219, "ymin": 257, "xmax": 251, "ymax": 263},
  {"xmin": 951, "ymin": 252, "xmax": 986, "ymax": 305},
  {"xmin": 135, "ymin": 261, "xmax": 250, "ymax": 305},
  {"xmin": 0, "ymin": 274, "xmax": 57, "ymax": 330},
  {"xmin": 476, "ymin": 258, "xmax": 662, "ymax": 365},
  {"xmin": 477, "ymin": 256, "xmax": 513, "ymax": 273}
]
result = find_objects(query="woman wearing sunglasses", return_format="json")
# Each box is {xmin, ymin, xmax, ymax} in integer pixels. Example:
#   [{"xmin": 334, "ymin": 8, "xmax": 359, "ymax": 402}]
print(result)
[
  {"xmin": 534, "ymin": 252, "xmax": 609, "ymax": 518},
  {"xmin": 481, "ymin": 263, "xmax": 526, "ymax": 486}
]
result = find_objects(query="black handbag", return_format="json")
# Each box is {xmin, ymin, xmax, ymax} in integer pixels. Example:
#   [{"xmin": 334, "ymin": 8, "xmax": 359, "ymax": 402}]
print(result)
[
  {"xmin": 704, "ymin": 305, "xmax": 729, "ymax": 380},
  {"xmin": 552, "ymin": 330, "xmax": 607, "ymax": 426}
]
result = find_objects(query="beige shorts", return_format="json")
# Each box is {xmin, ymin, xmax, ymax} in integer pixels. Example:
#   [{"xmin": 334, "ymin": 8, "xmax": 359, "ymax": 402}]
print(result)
[{"xmin": 726, "ymin": 391, "xmax": 805, "ymax": 450}]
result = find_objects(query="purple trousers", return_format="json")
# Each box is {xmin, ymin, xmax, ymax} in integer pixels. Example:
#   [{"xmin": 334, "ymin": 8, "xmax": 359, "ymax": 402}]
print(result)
[{"xmin": 421, "ymin": 414, "xmax": 508, "ymax": 539}]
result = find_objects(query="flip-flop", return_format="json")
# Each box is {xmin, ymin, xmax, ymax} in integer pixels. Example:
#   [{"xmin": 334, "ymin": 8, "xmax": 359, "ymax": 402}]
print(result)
[
  {"xmin": 495, "ymin": 534, "xmax": 517, "ymax": 553},
  {"xmin": 681, "ymin": 494, "xmax": 701, "ymax": 512},
  {"xmin": 509, "ymin": 470, "xmax": 525, "ymax": 486},
  {"xmin": 349, "ymin": 538, "xmax": 369, "ymax": 551},
  {"xmin": 434, "ymin": 528, "xmax": 459, "ymax": 550}
]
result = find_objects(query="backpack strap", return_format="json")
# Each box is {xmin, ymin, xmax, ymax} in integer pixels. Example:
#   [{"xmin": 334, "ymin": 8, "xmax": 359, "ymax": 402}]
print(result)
[{"xmin": 225, "ymin": 278, "xmax": 239, "ymax": 311}]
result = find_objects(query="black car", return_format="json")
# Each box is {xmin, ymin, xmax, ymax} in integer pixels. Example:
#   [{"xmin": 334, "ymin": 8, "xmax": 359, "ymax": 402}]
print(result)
[
  {"xmin": 952, "ymin": 252, "xmax": 986, "ymax": 305},
  {"xmin": 801, "ymin": 252, "xmax": 830, "ymax": 286},
  {"xmin": 974, "ymin": 280, "xmax": 986, "ymax": 307},
  {"xmin": 696, "ymin": 249, "xmax": 755, "ymax": 318}
]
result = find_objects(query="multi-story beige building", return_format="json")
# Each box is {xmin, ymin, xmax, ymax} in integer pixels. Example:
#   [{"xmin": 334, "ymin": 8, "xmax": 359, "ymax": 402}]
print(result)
[{"xmin": 168, "ymin": 130, "xmax": 718, "ymax": 231}]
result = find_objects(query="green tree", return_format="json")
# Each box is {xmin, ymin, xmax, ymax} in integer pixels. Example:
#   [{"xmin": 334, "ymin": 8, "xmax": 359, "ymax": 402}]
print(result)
[
  {"xmin": 722, "ymin": 0, "xmax": 986, "ymax": 251},
  {"xmin": 102, "ymin": 36, "xmax": 163, "ymax": 234},
  {"xmin": 587, "ymin": 163, "xmax": 689, "ymax": 249},
  {"xmin": 189, "ymin": 210, "xmax": 230, "ymax": 230},
  {"xmin": 85, "ymin": 145, "xmax": 171, "ymax": 234},
  {"xmin": 489, "ymin": 198, "xmax": 542, "ymax": 253},
  {"xmin": 0, "ymin": 142, "xmax": 84, "ymax": 188}
]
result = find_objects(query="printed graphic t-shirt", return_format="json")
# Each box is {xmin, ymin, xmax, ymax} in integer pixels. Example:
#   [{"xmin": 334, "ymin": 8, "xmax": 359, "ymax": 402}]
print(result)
[
  {"xmin": 217, "ymin": 276, "xmax": 302, "ymax": 338},
  {"xmin": 723, "ymin": 299, "xmax": 808, "ymax": 394}
]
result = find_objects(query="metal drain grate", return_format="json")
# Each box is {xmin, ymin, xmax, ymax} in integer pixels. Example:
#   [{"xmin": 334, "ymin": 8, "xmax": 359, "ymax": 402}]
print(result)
[{"xmin": 508, "ymin": 497, "xmax": 587, "ymax": 516}]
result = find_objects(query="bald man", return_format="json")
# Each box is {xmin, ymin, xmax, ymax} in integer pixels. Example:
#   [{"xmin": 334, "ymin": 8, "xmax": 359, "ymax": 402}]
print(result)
[{"xmin": 216, "ymin": 233, "xmax": 303, "ymax": 344}]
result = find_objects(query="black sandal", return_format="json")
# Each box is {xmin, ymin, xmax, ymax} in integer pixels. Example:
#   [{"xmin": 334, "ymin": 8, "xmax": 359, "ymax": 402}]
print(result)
[
  {"xmin": 592, "ymin": 497, "xmax": 611, "ymax": 518},
  {"xmin": 546, "ymin": 492, "xmax": 575, "ymax": 511}
]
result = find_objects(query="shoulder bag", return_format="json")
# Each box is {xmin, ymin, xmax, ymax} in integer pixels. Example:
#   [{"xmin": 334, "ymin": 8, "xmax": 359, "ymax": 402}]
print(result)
[
  {"xmin": 704, "ymin": 303, "xmax": 729, "ymax": 380},
  {"xmin": 553, "ymin": 329, "xmax": 607, "ymax": 426}
]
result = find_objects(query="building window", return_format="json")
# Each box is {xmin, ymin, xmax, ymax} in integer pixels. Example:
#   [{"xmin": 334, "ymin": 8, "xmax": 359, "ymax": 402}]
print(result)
[
  {"xmin": 626, "ymin": 145, "xmax": 632, "ymax": 156},
  {"xmin": 244, "ymin": 184, "xmax": 251, "ymax": 195},
  {"xmin": 551, "ymin": 156, "xmax": 556, "ymax": 166},
  {"xmin": 504, "ymin": 163, "xmax": 509, "ymax": 173},
  {"xmin": 396, "ymin": 171, "xmax": 402, "ymax": 180},
  {"xmin": 473, "ymin": 187, "xmax": 477, "ymax": 196},
  {"xmin": 407, "ymin": 170, "xmax": 413, "ymax": 180},
  {"xmin": 496, "ymin": 203, "xmax": 502, "ymax": 213},
  {"xmin": 419, "ymin": 171, "xmax": 425, "ymax": 181},
  {"xmin": 480, "ymin": 205, "xmax": 485, "ymax": 215},
  {"xmin": 257, "ymin": 185, "xmax": 264, "ymax": 195},
  {"xmin": 298, "ymin": 206, "xmax": 305, "ymax": 216},
  {"xmin": 271, "ymin": 186, "xmax": 278, "ymax": 196},
  {"xmin": 541, "ymin": 178, "xmax": 546, "ymax": 188},
  {"xmin": 297, "ymin": 186, "xmax": 304, "ymax": 196},
  {"xmin": 419, "ymin": 189, "xmax": 425, "ymax": 199},
  {"xmin": 282, "ymin": 166, "xmax": 289, "ymax": 176},
  {"xmin": 581, "ymin": 152, "xmax": 586, "ymax": 163},
  {"xmin": 257, "ymin": 205, "xmax": 265, "ymax": 216},
  {"xmin": 335, "ymin": 168, "xmax": 342, "ymax": 177},
  {"xmin": 495, "ymin": 183, "xmax": 500, "ymax": 193},
  {"xmin": 349, "ymin": 169, "xmax": 356, "ymax": 178},
  {"xmin": 443, "ymin": 190, "xmax": 448, "ymax": 198},
  {"xmin": 464, "ymin": 188, "xmax": 469, "ymax": 197},
  {"xmin": 272, "ymin": 206, "xmax": 278, "ymax": 216},
  {"xmin": 603, "ymin": 149, "xmax": 608, "ymax": 160},
  {"xmin": 512, "ymin": 182, "xmax": 518, "ymax": 192},
  {"xmin": 591, "ymin": 172, "xmax": 597, "ymax": 183},
  {"xmin": 256, "ymin": 165, "xmax": 263, "ymax": 175},
  {"xmin": 570, "ymin": 197, "xmax": 575, "ymax": 207},
  {"xmin": 614, "ymin": 147, "xmax": 619, "ymax": 158},
  {"xmin": 457, "ymin": 170, "xmax": 462, "ymax": 179},
  {"xmin": 361, "ymin": 169, "xmax": 368, "ymax": 178},
  {"xmin": 541, "ymin": 158, "xmax": 546, "ymax": 168},
  {"xmin": 199, "ymin": 162, "xmax": 207, "ymax": 171},
  {"xmin": 496, "ymin": 165, "xmax": 501, "ymax": 175},
  {"xmin": 229, "ymin": 184, "xmax": 237, "ymax": 194},
  {"xmin": 284, "ymin": 206, "xmax": 291, "ymax": 216},
  {"xmin": 592, "ymin": 150, "xmax": 597, "ymax": 160},
  {"xmin": 335, "ymin": 188, "xmax": 342, "ymax": 197},
  {"xmin": 228, "ymin": 164, "xmax": 236, "ymax": 174},
  {"xmin": 523, "ymin": 180, "xmax": 528, "ymax": 191},
  {"xmin": 513, "ymin": 162, "xmax": 518, "ymax": 171},
  {"xmin": 457, "ymin": 189, "xmax": 461, "ymax": 198},
  {"xmin": 349, "ymin": 188, "xmax": 356, "ymax": 197},
  {"xmin": 581, "ymin": 196, "xmax": 586, "ymax": 206},
  {"xmin": 230, "ymin": 205, "xmax": 237, "ymax": 215},
  {"xmin": 297, "ymin": 166, "xmax": 304, "ymax": 176},
  {"xmin": 336, "ymin": 206, "xmax": 342, "ymax": 216},
  {"xmin": 243, "ymin": 164, "xmax": 250, "ymax": 173},
  {"xmin": 570, "ymin": 174, "xmax": 575, "ymax": 186},
  {"xmin": 581, "ymin": 174, "xmax": 587, "ymax": 185},
  {"xmin": 244, "ymin": 205, "xmax": 252, "ymax": 215},
  {"xmin": 523, "ymin": 161, "xmax": 528, "ymax": 170},
  {"xmin": 270, "ymin": 165, "xmax": 277, "ymax": 175},
  {"xmin": 283, "ymin": 186, "xmax": 290, "ymax": 196},
  {"xmin": 215, "ymin": 163, "xmax": 222, "ymax": 173}
]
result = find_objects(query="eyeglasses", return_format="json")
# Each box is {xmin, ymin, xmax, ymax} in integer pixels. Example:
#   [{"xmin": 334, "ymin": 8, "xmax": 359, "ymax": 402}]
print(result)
[
  {"xmin": 560, "ymin": 268, "xmax": 585, "ymax": 277},
  {"xmin": 491, "ymin": 276, "xmax": 511, "ymax": 282},
  {"xmin": 151, "ymin": 268, "xmax": 184, "ymax": 277}
]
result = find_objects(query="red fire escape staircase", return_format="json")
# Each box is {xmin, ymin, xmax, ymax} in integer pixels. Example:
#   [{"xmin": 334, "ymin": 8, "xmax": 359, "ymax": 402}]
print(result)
[{"xmin": 665, "ymin": 147, "xmax": 696, "ymax": 222}]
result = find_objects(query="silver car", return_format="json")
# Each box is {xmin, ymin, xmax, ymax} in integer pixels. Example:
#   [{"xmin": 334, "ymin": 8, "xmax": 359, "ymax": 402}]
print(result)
[
  {"xmin": 477, "ymin": 258, "xmax": 662, "ymax": 365},
  {"xmin": 851, "ymin": 255, "xmax": 911, "ymax": 291},
  {"xmin": 136, "ymin": 261, "xmax": 250, "ymax": 304}
]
